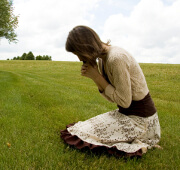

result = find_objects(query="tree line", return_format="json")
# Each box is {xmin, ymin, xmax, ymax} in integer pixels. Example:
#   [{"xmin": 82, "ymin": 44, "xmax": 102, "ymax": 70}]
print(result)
[{"xmin": 8, "ymin": 51, "xmax": 52, "ymax": 60}]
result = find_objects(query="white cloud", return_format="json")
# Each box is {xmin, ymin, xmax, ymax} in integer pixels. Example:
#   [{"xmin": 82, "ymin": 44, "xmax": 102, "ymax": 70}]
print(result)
[
  {"xmin": 0, "ymin": 0, "xmax": 180, "ymax": 64},
  {"xmin": 102, "ymin": 0, "xmax": 180, "ymax": 63},
  {"xmin": 0, "ymin": 0, "xmax": 100, "ymax": 60}
]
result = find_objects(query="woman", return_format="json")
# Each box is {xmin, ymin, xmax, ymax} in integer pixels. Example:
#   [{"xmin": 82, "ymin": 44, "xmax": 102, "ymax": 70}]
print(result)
[{"xmin": 61, "ymin": 25, "xmax": 161, "ymax": 157}]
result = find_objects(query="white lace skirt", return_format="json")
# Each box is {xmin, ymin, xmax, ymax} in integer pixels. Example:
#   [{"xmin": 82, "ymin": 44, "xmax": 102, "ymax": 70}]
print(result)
[{"xmin": 61, "ymin": 109, "xmax": 161, "ymax": 157}]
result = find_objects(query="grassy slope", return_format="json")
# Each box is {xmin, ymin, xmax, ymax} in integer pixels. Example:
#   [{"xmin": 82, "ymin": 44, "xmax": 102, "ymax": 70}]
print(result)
[{"xmin": 0, "ymin": 61, "xmax": 179, "ymax": 169}]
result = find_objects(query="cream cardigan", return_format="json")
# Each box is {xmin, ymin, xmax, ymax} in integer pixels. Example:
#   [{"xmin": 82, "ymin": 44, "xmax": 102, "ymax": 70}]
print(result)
[{"xmin": 98, "ymin": 46, "xmax": 149, "ymax": 108}]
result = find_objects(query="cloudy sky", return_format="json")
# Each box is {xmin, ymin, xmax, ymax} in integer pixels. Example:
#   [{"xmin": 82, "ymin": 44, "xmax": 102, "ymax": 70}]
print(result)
[{"xmin": 0, "ymin": 0, "xmax": 180, "ymax": 63}]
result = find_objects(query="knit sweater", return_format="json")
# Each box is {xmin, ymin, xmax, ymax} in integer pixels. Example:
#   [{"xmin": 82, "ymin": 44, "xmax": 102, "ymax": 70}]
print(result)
[{"xmin": 98, "ymin": 46, "xmax": 149, "ymax": 108}]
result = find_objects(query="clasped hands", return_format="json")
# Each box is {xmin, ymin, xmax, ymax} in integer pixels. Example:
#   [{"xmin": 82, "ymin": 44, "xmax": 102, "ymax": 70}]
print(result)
[
  {"xmin": 81, "ymin": 62, "xmax": 100, "ymax": 81},
  {"xmin": 81, "ymin": 61, "xmax": 109, "ymax": 92}
]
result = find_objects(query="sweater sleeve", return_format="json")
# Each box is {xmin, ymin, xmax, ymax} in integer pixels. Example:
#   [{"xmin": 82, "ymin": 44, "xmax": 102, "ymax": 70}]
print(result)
[
  {"xmin": 99, "ymin": 89, "xmax": 114, "ymax": 103},
  {"xmin": 104, "ymin": 54, "xmax": 132, "ymax": 108}
]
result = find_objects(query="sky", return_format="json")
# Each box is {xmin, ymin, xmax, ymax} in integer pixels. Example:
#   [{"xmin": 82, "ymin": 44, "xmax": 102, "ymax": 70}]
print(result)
[{"xmin": 0, "ymin": 0, "xmax": 180, "ymax": 64}]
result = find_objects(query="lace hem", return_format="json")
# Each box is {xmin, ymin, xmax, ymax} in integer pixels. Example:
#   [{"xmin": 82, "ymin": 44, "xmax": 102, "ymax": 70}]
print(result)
[{"xmin": 60, "ymin": 123, "xmax": 143, "ymax": 158}]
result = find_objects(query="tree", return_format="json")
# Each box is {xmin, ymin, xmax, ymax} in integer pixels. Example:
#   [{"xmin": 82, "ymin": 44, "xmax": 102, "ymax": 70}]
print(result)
[
  {"xmin": 36, "ymin": 55, "xmax": 52, "ymax": 60},
  {"xmin": 8, "ymin": 52, "xmax": 52, "ymax": 60},
  {"xmin": 16, "ymin": 56, "xmax": 20, "ymax": 60},
  {"xmin": 21, "ymin": 53, "xmax": 27, "ymax": 60},
  {"xmin": 25, "ymin": 51, "xmax": 35, "ymax": 60},
  {"xmin": 42, "ymin": 55, "xmax": 52, "ymax": 60},
  {"xmin": 0, "ymin": 0, "xmax": 19, "ymax": 43},
  {"xmin": 36, "ymin": 55, "xmax": 42, "ymax": 60}
]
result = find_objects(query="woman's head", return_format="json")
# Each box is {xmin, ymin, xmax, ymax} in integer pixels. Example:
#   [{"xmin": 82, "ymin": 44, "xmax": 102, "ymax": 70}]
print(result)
[{"xmin": 65, "ymin": 25, "xmax": 110, "ymax": 65}]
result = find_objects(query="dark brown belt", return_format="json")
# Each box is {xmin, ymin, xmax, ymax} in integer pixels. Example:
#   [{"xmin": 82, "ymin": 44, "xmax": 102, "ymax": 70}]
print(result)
[{"xmin": 118, "ymin": 93, "xmax": 157, "ymax": 117}]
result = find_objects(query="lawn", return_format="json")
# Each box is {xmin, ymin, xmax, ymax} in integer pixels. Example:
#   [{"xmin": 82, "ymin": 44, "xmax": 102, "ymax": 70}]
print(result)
[{"xmin": 0, "ymin": 60, "xmax": 179, "ymax": 169}]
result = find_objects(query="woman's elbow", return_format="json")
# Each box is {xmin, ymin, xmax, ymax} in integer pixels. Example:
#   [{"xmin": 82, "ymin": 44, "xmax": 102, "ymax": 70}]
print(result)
[{"xmin": 117, "ymin": 99, "xmax": 132, "ymax": 108}]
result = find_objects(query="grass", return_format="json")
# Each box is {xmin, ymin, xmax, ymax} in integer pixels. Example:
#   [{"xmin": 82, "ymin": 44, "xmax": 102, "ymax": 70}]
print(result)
[{"xmin": 0, "ymin": 60, "xmax": 179, "ymax": 169}]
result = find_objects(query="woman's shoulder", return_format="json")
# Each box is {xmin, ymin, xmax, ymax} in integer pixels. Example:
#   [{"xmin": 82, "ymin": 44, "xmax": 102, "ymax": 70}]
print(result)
[
  {"xmin": 107, "ymin": 46, "xmax": 132, "ymax": 65},
  {"xmin": 108, "ymin": 46, "xmax": 124, "ymax": 55}
]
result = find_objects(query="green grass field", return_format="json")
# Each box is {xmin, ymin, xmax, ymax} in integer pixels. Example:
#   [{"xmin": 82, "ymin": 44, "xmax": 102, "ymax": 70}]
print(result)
[{"xmin": 0, "ymin": 60, "xmax": 179, "ymax": 169}]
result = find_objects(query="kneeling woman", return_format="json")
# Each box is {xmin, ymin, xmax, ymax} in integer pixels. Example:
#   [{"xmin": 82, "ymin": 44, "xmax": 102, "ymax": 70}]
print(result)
[{"xmin": 61, "ymin": 25, "xmax": 161, "ymax": 157}]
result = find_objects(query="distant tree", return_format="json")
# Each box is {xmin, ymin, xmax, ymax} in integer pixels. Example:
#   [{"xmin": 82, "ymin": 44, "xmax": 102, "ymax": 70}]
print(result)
[
  {"xmin": 42, "ymin": 55, "xmax": 45, "ymax": 60},
  {"xmin": 7, "ymin": 58, "xmax": 9, "ymax": 60},
  {"xmin": 45, "ymin": 55, "xmax": 51, "ymax": 60},
  {"xmin": 42, "ymin": 55, "xmax": 52, "ymax": 60},
  {"xmin": 0, "ymin": 0, "xmax": 19, "ymax": 43},
  {"xmin": 36, "ymin": 55, "xmax": 52, "ymax": 60},
  {"xmin": 25, "ymin": 51, "xmax": 35, "ymax": 60},
  {"xmin": 36, "ymin": 55, "xmax": 42, "ymax": 60},
  {"xmin": 16, "ymin": 56, "xmax": 20, "ymax": 60},
  {"xmin": 48, "ymin": 56, "xmax": 52, "ymax": 61},
  {"xmin": 8, "ymin": 52, "xmax": 52, "ymax": 60},
  {"xmin": 21, "ymin": 53, "xmax": 27, "ymax": 60}
]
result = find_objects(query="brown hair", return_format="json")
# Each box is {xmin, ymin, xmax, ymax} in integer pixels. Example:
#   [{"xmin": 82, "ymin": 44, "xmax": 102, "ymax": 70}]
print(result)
[{"xmin": 65, "ymin": 25, "xmax": 110, "ymax": 65}]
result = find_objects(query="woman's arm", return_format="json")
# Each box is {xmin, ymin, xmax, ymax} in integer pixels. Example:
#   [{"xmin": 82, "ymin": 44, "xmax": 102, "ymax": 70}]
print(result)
[
  {"xmin": 93, "ymin": 74, "xmax": 109, "ymax": 93},
  {"xmin": 103, "ymin": 56, "xmax": 132, "ymax": 108},
  {"xmin": 81, "ymin": 59, "xmax": 132, "ymax": 108}
]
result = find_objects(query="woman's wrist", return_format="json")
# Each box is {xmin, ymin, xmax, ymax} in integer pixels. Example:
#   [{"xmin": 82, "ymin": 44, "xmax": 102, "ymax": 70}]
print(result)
[
  {"xmin": 98, "ymin": 89, "xmax": 104, "ymax": 93},
  {"xmin": 93, "ymin": 74, "xmax": 109, "ymax": 91}
]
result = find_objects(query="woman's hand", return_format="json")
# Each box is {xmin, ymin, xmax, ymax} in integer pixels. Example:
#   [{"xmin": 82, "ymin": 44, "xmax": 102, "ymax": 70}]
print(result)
[
  {"xmin": 81, "ymin": 62, "xmax": 109, "ymax": 92},
  {"xmin": 81, "ymin": 63, "xmax": 100, "ymax": 81}
]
